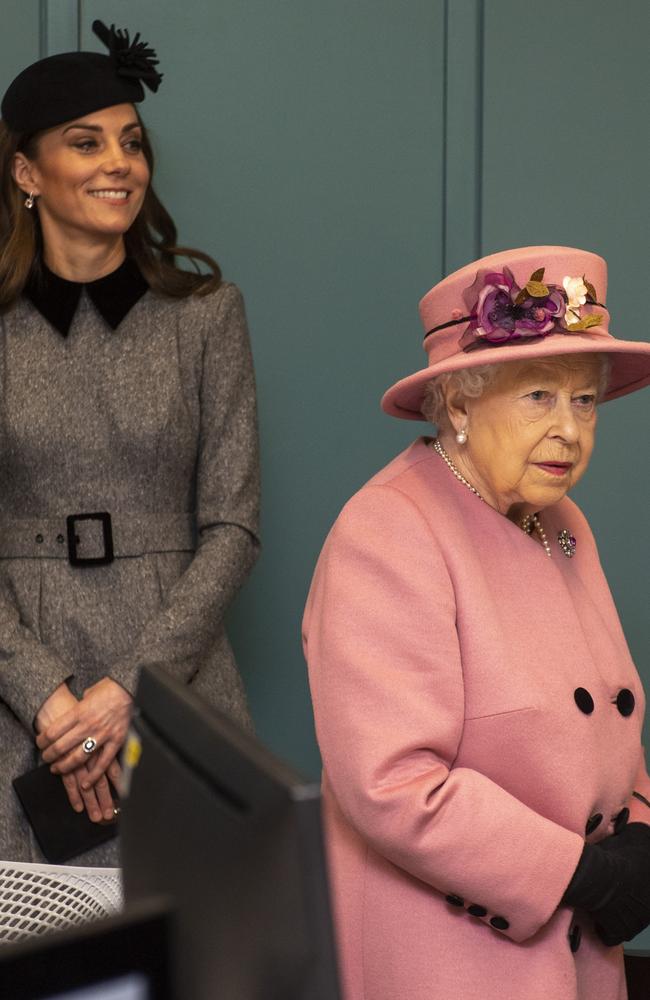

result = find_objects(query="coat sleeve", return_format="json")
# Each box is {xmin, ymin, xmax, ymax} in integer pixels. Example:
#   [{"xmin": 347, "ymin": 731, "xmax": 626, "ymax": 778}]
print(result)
[
  {"xmin": 109, "ymin": 283, "xmax": 260, "ymax": 696},
  {"xmin": 303, "ymin": 483, "xmax": 584, "ymax": 944},
  {"xmin": 0, "ymin": 594, "xmax": 73, "ymax": 731}
]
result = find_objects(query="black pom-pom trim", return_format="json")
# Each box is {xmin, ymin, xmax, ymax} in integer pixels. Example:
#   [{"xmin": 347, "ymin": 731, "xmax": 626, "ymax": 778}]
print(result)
[{"xmin": 92, "ymin": 20, "xmax": 163, "ymax": 93}]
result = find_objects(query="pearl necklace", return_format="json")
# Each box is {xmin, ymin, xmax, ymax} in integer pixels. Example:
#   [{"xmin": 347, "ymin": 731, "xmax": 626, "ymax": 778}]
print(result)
[
  {"xmin": 432, "ymin": 438, "xmax": 483, "ymax": 500},
  {"xmin": 519, "ymin": 512, "xmax": 552, "ymax": 559},
  {"xmin": 432, "ymin": 439, "xmax": 552, "ymax": 558}
]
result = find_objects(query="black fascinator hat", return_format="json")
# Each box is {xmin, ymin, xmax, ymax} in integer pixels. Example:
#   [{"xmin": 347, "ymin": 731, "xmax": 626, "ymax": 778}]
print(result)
[{"xmin": 1, "ymin": 20, "xmax": 163, "ymax": 134}]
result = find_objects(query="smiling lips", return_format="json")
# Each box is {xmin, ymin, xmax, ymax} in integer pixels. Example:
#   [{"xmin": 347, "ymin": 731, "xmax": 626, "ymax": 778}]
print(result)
[
  {"xmin": 534, "ymin": 461, "xmax": 573, "ymax": 476},
  {"xmin": 88, "ymin": 189, "xmax": 130, "ymax": 201}
]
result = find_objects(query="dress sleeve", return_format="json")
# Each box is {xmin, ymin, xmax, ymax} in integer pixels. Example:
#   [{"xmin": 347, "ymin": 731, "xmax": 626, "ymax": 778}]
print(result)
[
  {"xmin": 303, "ymin": 483, "xmax": 583, "ymax": 944},
  {"xmin": 0, "ymin": 594, "xmax": 72, "ymax": 731},
  {"xmin": 109, "ymin": 283, "xmax": 260, "ymax": 696}
]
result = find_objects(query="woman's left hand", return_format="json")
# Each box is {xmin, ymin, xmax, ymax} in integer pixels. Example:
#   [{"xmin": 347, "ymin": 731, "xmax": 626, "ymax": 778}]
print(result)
[{"xmin": 36, "ymin": 677, "xmax": 133, "ymax": 784}]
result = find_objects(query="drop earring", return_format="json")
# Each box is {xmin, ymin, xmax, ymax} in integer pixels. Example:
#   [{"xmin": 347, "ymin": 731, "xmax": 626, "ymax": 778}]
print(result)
[
  {"xmin": 455, "ymin": 428, "xmax": 468, "ymax": 445},
  {"xmin": 24, "ymin": 192, "xmax": 35, "ymax": 209}
]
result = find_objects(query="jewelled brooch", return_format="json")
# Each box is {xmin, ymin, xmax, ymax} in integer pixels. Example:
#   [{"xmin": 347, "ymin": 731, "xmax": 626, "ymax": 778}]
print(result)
[{"xmin": 557, "ymin": 529, "xmax": 577, "ymax": 558}]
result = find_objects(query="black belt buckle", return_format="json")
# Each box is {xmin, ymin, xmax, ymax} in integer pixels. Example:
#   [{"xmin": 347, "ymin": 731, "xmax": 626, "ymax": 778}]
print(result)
[{"xmin": 66, "ymin": 512, "xmax": 114, "ymax": 567}]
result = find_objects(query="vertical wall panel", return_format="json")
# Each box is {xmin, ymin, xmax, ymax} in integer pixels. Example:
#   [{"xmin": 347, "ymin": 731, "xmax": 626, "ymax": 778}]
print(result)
[
  {"xmin": 442, "ymin": 0, "xmax": 483, "ymax": 273},
  {"xmin": 42, "ymin": 0, "xmax": 79, "ymax": 55},
  {"xmin": 0, "ymin": 2, "xmax": 42, "ymax": 90}
]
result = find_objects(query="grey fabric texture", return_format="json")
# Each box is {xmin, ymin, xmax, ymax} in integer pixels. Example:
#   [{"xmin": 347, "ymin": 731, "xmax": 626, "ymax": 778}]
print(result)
[{"xmin": 0, "ymin": 281, "xmax": 260, "ymax": 864}]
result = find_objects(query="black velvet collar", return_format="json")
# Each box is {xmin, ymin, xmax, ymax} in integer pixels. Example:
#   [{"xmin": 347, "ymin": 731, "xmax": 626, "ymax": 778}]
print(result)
[{"xmin": 25, "ymin": 257, "xmax": 149, "ymax": 337}]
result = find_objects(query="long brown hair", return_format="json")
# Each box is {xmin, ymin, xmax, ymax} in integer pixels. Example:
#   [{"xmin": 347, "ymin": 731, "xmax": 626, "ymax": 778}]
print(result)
[{"xmin": 0, "ymin": 113, "xmax": 221, "ymax": 312}]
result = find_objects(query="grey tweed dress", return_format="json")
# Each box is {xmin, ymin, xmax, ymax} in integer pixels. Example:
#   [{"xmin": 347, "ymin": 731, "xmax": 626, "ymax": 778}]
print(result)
[{"xmin": 0, "ymin": 277, "xmax": 260, "ymax": 864}]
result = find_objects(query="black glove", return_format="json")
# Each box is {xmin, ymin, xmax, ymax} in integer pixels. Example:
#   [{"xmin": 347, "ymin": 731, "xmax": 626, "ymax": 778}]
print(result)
[{"xmin": 562, "ymin": 822, "xmax": 650, "ymax": 946}]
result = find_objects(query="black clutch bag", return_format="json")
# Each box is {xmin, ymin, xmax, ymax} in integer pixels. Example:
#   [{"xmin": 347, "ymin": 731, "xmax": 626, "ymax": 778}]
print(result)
[{"xmin": 13, "ymin": 763, "xmax": 119, "ymax": 864}]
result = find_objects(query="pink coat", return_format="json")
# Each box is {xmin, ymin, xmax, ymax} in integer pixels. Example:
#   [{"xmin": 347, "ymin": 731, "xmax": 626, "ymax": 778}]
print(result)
[{"xmin": 303, "ymin": 437, "xmax": 650, "ymax": 1000}]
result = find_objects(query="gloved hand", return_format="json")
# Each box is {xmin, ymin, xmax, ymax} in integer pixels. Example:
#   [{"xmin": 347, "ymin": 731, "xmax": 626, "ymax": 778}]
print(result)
[
  {"xmin": 598, "ymin": 821, "xmax": 650, "ymax": 856},
  {"xmin": 562, "ymin": 822, "xmax": 650, "ymax": 946}
]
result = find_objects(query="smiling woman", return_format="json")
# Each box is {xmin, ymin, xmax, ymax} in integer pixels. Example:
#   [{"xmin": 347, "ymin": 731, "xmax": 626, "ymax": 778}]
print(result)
[
  {"xmin": 12, "ymin": 106, "xmax": 151, "ymax": 267},
  {"xmin": 0, "ymin": 20, "xmax": 260, "ymax": 867},
  {"xmin": 0, "ymin": 83, "xmax": 219, "ymax": 304}
]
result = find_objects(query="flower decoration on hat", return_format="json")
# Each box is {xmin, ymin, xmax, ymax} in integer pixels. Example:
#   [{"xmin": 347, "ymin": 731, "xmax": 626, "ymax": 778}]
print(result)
[
  {"xmin": 453, "ymin": 267, "xmax": 603, "ymax": 350},
  {"xmin": 92, "ymin": 19, "xmax": 163, "ymax": 93},
  {"xmin": 562, "ymin": 275, "xmax": 600, "ymax": 330}
]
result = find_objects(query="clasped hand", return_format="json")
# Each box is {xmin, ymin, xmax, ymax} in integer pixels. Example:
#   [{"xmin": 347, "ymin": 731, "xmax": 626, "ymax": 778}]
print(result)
[
  {"xmin": 35, "ymin": 677, "xmax": 133, "ymax": 823},
  {"xmin": 564, "ymin": 821, "xmax": 650, "ymax": 946},
  {"xmin": 592, "ymin": 822, "xmax": 650, "ymax": 945}
]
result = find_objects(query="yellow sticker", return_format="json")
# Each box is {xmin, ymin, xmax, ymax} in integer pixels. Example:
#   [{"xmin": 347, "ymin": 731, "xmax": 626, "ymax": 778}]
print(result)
[{"xmin": 124, "ymin": 732, "xmax": 142, "ymax": 769}]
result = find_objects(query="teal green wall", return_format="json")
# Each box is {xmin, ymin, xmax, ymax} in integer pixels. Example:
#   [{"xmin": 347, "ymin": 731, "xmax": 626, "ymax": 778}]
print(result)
[
  {"xmin": 1, "ymin": 0, "xmax": 41, "ymax": 77},
  {"xmin": 2, "ymin": 0, "xmax": 649, "ymax": 945}
]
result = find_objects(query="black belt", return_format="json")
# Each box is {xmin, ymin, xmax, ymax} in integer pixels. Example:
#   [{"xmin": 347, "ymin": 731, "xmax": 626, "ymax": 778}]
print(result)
[{"xmin": 0, "ymin": 512, "xmax": 196, "ymax": 566}]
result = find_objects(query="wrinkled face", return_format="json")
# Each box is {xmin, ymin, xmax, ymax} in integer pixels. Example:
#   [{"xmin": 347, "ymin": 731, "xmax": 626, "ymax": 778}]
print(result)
[
  {"xmin": 15, "ymin": 103, "xmax": 149, "ymax": 243},
  {"xmin": 458, "ymin": 355, "xmax": 601, "ymax": 513}
]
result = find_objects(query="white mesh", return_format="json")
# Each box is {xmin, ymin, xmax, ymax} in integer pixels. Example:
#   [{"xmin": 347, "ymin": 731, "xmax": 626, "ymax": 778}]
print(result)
[{"xmin": 0, "ymin": 861, "xmax": 122, "ymax": 944}]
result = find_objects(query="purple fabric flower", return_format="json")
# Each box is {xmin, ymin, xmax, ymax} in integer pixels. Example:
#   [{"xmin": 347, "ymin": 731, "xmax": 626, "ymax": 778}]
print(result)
[
  {"xmin": 514, "ymin": 288, "xmax": 565, "ymax": 334},
  {"xmin": 461, "ymin": 267, "xmax": 566, "ymax": 345}
]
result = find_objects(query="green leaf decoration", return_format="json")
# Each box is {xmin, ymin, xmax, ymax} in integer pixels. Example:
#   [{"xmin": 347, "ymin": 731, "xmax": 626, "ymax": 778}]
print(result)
[
  {"xmin": 514, "ymin": 289, "xmax": 528, "ymax": 305},
  {"xmin": 526, "ymin": 280, "xmax": 550, "ymax": 298},
  {"xmin": 584, "ymin": 278, "xmax": 598, "ymax": 302},
  {"xmin": 567, "ymin": 313, "xmax": 603, "ymax": 331},
  {"xmin": 530, "ymin": 268, "xmax": 545, "ymax": 282}
]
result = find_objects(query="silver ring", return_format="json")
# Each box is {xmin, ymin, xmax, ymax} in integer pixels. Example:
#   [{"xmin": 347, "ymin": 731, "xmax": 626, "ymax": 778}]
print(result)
[{"xmin": 82, "ymin": 737, "xmax": 98, "ymax": 754}]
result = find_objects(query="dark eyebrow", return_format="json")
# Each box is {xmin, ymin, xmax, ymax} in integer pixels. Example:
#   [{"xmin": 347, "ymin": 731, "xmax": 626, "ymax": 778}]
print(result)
[
  {"xmin": 62, "ymin": 121, "xmax": 142, "ymax": 135},
  {"xmin": 62, "ymin": 124, "xmax": 101, "ymax": 134}
]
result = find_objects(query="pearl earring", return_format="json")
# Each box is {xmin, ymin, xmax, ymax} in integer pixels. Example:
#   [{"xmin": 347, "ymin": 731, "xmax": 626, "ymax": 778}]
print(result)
[
  {"xmin": 456, "ymin": 428, "xmax": 468, "ymax": 445},
  {"xmin": 24, "ymin": 192, "xmax": 35, "ymax": 209}
]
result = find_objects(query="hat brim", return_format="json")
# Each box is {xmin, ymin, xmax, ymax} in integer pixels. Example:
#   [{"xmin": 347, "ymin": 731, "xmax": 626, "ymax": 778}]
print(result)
[{"xmin": 381, "ymin": 328, "xmax": 650, "ymax": 420}]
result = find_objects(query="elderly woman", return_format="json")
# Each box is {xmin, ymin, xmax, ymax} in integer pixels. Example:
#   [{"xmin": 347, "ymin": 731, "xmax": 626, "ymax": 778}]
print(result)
[
  {"xmin": 303, "ymin": 246, "xmax": 650, "ymax": 1000},
  {"xmin": 0, "ymin": 21, "xmax": 259, "ymax": 864}
]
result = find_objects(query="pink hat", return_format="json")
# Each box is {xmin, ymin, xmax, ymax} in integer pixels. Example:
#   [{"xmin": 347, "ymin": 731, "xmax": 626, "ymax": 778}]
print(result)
[{"xmin": 381, "ymin": 246, "xmax": 650, "ymax": 420}]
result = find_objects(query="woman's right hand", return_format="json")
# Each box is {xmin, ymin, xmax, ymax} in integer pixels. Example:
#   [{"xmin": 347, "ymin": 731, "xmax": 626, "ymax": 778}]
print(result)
[
  {"xmin": 36, "ymin": 677, "xmax": 132, "ymax": 781},
  {"xmin": 35, "ymin": 682, "xmax": 119, "ymax": 823}
]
